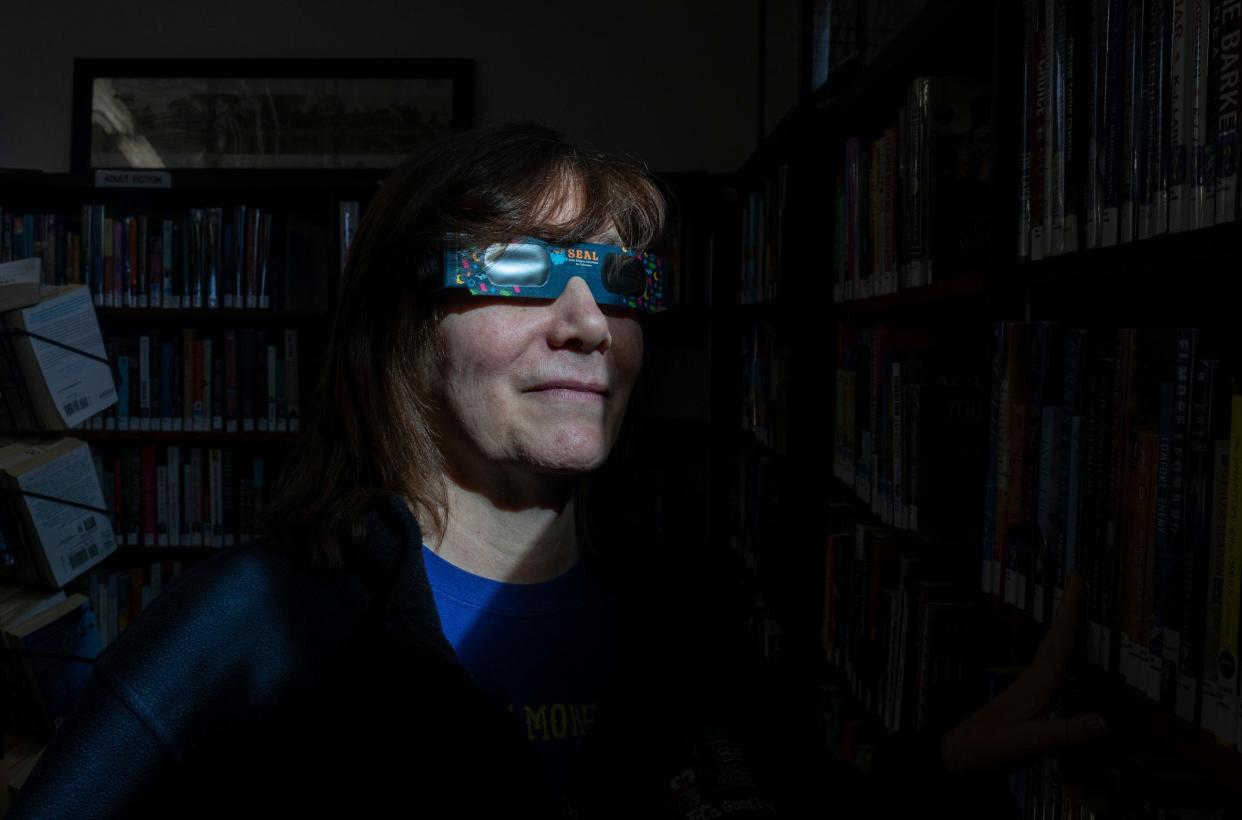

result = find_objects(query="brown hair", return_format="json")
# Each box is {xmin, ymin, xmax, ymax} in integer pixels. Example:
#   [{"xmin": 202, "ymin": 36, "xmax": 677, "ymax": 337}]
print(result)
[{"xmin": 255, "ymin": 122, "xmax": 669, "ymax": 583}]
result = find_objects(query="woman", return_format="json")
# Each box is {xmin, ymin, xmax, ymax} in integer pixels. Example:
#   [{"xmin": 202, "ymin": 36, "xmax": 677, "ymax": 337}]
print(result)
[{"xmin": 7, "ymin": 122, "xmax": 1106, "ymax": 819}]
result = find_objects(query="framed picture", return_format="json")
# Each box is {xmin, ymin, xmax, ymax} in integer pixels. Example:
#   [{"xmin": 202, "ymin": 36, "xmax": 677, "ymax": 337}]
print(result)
[{"xmin": 71, "ymin": 58, "xmax": 474, "ymax": 174}]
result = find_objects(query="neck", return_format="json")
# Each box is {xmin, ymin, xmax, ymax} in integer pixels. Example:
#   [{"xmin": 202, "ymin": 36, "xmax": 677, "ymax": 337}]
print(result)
[{"xmin": 425, "ymin": 465, "xmax": 580, "ymax": 585}]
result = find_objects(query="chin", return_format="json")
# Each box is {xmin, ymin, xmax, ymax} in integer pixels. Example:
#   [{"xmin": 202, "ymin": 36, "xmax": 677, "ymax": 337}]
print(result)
[{"xmin": 524, "ymin": 428, "xmax": 613, "ymax": 473}]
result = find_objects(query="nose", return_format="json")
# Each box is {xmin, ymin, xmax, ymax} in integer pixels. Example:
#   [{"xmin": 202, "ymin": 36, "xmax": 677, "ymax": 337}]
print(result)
[{"xmin": 548, "ymin": 276, "xmax": 611, "ymax": 352}]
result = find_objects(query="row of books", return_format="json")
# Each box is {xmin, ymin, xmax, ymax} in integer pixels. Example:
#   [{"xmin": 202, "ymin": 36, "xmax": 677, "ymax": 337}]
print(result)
[
  {"xmin": 815, "ymin": 666, "xmax": 1052, "ymax": 782},
  {"xmin": 819, "ymin": 503, "xmax": 1239, "ymax": 817},
  {"xmin": 70, "ymin": 557, "xmax": 188, "ymax": 653},
  {"xmin": 816, "ymin": 671, "xmax": 1236, "ymax": 817},
  {"xmin": 90, "ymin": 443, "xmax": 271, "ymax": 551},
  {"xmin": 822, "ymin": 504, "xmax": 981, "ymax": 738},
  {"xmin": 817, "ymin": 677, "xmax": 878, "ymax": 773},
  {"xmin": 1006, "ymin": 743, "xmax": 1236, "ymax": 819},
  {"xmin": 0, "ymin": 204, "xmax": 346, "ymax": 310},
  {"xmin": 728, "ymin": 445, "xmax": 785, "ymax": 579},
  {"xmin": 832, "ymin": 76, "xmax": 993, "ymax": 302},
  {"xmin": 831, "ymin": 322, "xmax": 988, "ymax": 546},
  {"xmin": 75, "ymin": 327, "xmax": 302, "ymax": 434},
  {"xmin": 1018, "ymin": 0, "xmax": 1242, "ymax": 260},
  {"xmin": 738, "ymin": 165, "xmax": 788, "ymax": 305},
  {"xmin": 981, "ymin": 320, "xmax": 1242, "ymax": 752},
  {"xmin": 739, "ymin": 319, "xmax": 790, "ymax": 453},
  {"xmin": 999, "ymin": 664, "xmax": 1239, "ymax": 819}
]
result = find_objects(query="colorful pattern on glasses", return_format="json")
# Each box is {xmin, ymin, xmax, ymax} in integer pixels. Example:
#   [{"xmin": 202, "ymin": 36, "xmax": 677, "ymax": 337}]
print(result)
[{"xmin": 446, "ymin": 240, "xmax": 668, "ymax": 313}]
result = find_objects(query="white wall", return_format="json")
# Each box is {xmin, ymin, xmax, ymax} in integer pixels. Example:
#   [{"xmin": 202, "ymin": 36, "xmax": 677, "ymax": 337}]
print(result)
[{"xmin": 0, "ymin": 0, "xmax": 779, "ymax": 175}]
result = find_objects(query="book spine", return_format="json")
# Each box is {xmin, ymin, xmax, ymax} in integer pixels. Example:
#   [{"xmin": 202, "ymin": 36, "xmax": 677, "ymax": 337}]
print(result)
[
  {"xmin": 1037, "ymin": 405, "xmax": 1060, "ymax": 623},
  {"xmin": 1220, "ymin": 396, "xmax": 1242, "ymax": 746},
  {"xmin": 211, "ymin": 448, "xmax": 223, "ymax": 547},
  {"xmin": 109, "ymin": 218, "xmax": 121, "ymax": 307},
  {"xmin": 1084, "ymin": 352, "xmax": 1115, "ymax": 667},
  {"xmin": 1133, "ymin": 432, "xmax": 1161, "ymax": 687},
  {"xmin": 259, "ymin": 213, "xmax": 272, "ymax": 310},
  {"xmin": 1150, "ymin": 382, "xmax": 1176, "ymax": 701},
  {"xmin": 1103, "ymin": 0, "xmax": 1126, "ymax": 244},
  {"xmin": 1031, "ymin": 1, "xmax": 1051, "ymax": 259},
  {"xmin": 1053, "ymin": 0, "xmax": 1069, "ymax": 253},
  {"xmin": 1195, "ymin": 0, "xmax": 1219, "ymax": 226},
  {"xmin": 1021, "ymin": 5, "xmax": 1035, "ymax": 259},
  {"xmin": 222, "ymin": 448, "xmax": 235, "ymax": 547},
  {"xmin": 207, "ymin": 207, "xmax": 221, "ymax": 310},
  {"xmin": 260, "ymin": 330, "xmax": 273, "ymax": 432},
  {"xmin": 1171, "ymin": 0, "xmax": 1197, "ymax": 229},
  {"xmin": 189, "ymin": 447, "xmax": 200, "ymax": 546},
  {"xmin": 1163, "ymin": 330, "xmax": 1198, "ymax": 706},
  {"xmin": 1141, "ymin": 0, "xmax": 1165, "ymax": 237},
  {"xmin": 79, "ymin": 205, "xmax": 93, "ymax": 298},
  {"xmin": 211, "ymin": 344, "xmax": 223, "ymax": 432},
  {"xmin": 1177, "ymin": 357, "xmax": 1220, "ymax": 722},
  {"xmin": 240, "ymin": 328, "xmax": 255, "ymax": 432},
  {"xmin": 203, "ymin": 337, "xmax": 213, "ymax": 432},
  {"xmin": 175, "ymin": 221, "xmax": 186, "ymax": 309},
  {"xmin": 1201, "ymin": 433, "xmax": 1233, "ymax": 741},
  {"xmin": 188, "ymin": 339, "xmax": 201, "ymax": 431},
  {"xmin": 1120, "ymin": 427, "xmax": 1141, "ymax": 686},
  {"xmin": 161, "ymin": 219, "xmax": 173, "ymax": 308},
  {"xmin": 126, "ymin": 447, "xmax": 140, "ymax": 548},
  {"xmin": 167, "ymin": 446, "xmax": 181, "ymax": 547},
  {"xmin": 910, "ymin": 79, "xmax": 928, "ymax": 286},
  {"xmin": 148, "ymin": 222, "xmax": 163, "ymax": 309},
  {"xmin": 156, "ymin": 448, "xmax": 168, "ymax": 548},
  {"xmin": 138, "ymin": 334, "xmax": 151, "ymax": 431},
  {"xmin": 137, "ymin": 215, "xmax": 148, "ymax": 308},
  {"xmin": 1104, "ymin": 331, "xmax": 1136, "ymax": 673},
  {"xmin": 1216, "ymin": 0, "xmax": 1242, "ymax": 222},
  {"xmin": 233, "ymin": 206, "xmax": 246, "ymax": 308},
  {"xmin": 284, "ymin": 329, "xmax": 300, "ymax": 433},
  {"xmin": 141, "ymin": 444, "xmax": 156, "ymax": 547},
  {"xmin": 893, "ymin": 361, "xmax": 904, "ymax": 528},
  {"xmin": 127, "ymin": 215, "xmax": 138, "ymax": 307},
  {"xmin": 116, "ymin": 348, "xmax": 130, "ymax": 431}
]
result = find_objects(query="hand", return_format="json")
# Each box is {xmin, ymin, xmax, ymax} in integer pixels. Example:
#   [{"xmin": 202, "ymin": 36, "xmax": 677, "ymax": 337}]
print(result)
[{"xmin": 937, "ymin": 572, "xmax": 1109, "ymax": 776}]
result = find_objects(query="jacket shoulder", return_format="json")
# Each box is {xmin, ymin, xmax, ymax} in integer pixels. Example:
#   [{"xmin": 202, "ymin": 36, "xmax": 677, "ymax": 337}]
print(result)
[{"xmin": 92, "ymin": 538, "xmax": 369, "ymax": 746}]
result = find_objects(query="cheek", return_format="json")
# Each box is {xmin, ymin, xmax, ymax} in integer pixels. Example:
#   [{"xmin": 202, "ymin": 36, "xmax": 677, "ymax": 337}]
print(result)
[
  {"xmin": 611, "ymin": 319, "xmax": 644, "ymax": 387},
  {"xmin": 438, "ymin": 313, "xmax": 521, "ymax": 408}
]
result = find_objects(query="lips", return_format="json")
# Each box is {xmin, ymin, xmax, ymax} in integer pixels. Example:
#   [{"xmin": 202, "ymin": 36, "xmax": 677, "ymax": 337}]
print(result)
[{"xmin": 528, "ymin": 380, "xmax": 609, "ymax": 395}]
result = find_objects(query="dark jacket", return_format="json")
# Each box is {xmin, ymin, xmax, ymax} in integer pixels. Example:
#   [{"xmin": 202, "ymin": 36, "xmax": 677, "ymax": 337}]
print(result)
[{"xmin": 7, "ymin": 491, "xmax": 973, "ymax": 819}]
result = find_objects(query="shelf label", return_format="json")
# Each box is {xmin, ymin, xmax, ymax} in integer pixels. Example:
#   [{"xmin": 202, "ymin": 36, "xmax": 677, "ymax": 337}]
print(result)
[{"xmin": 94, "ymin": 169, "xmax": 172, "ymax": 189}]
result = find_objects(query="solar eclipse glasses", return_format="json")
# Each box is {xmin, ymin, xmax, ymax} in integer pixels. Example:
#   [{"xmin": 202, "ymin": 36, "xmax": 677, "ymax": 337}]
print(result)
[{"xmin": 415, "ymin": 237, "xmax": 668, "ymax": 313}]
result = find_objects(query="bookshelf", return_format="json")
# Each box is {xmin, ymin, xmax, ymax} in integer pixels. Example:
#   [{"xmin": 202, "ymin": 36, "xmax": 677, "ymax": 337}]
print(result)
[
  {"xmin": 717, "ymin": 0, "xmax": 1242, "ymax": 815},
  {"xmin": 0, "ymin": 168, "xmax": 383, "ymax": 655}
]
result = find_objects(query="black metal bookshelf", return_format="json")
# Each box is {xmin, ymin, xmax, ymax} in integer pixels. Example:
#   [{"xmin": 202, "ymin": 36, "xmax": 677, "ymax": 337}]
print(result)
[{"xmin": 718, "ymin": 0, "xmax": 1242, "ymax": 809}]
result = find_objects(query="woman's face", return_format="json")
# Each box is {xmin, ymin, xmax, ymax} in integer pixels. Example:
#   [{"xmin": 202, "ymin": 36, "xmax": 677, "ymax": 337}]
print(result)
[{"xmin": 428, "ymin": 228, "xmax": 644, "ymax": 479}]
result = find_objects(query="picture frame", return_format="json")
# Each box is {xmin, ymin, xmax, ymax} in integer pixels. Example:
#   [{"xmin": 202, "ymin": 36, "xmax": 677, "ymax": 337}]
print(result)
[{"xmin": 71, "ymin": 58, "xmax": 474, "ymax": 174}]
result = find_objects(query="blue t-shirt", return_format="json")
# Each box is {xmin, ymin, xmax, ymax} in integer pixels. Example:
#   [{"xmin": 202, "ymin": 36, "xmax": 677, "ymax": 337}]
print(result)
[{"xmin": 421, "ymin": 544, "xmax": 619, "ymax": 799}]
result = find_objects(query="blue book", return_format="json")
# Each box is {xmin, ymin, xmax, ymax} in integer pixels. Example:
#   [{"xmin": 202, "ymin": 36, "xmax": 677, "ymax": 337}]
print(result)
[
  {"xmin": 117, "ymin": 354, "xmax": 130, "ymax": 428},
  {"xmin": 1067, "ymin": 414, "xmax": 1084, "ymax": 580}
]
